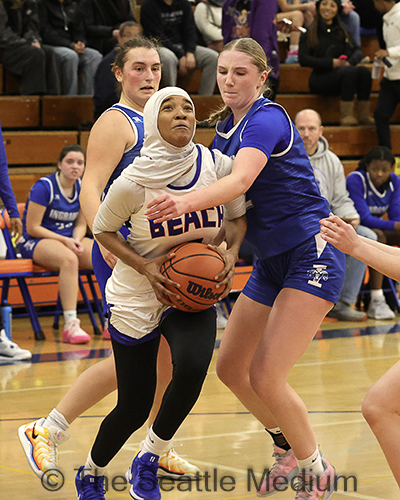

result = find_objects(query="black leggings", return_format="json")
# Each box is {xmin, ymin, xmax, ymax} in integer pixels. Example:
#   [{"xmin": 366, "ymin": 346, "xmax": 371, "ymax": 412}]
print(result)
[
  {"xmin": 309, "ymin": 65, "xmax": 372, "ymax": 101},
  {"xmin": 91, "ymin": 308, "xmax": 216, "ymax": 467}
]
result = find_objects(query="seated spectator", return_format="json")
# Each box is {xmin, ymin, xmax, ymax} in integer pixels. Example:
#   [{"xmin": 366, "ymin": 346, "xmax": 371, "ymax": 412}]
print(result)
[
  {"xmin": 276, "ymin": 0, "xmax": 316, "ymax": 63},
  {"xmin": 299, "ymin": 0, "xmax": 373, "ymax": 126},
  {"xmin": 372, "ymin": 0, "xmax": 400, "ymax": 151},
  {"xmin": 194, "ymin": 0, "xmax": 224, "ymax": 53},
  {"xmin": 222, "ymin": 0, "xmax": 280, "ymax": 99},
  {"xmin": 18, "ymin": 145, "xmax": 93, "ymax": 344},
  {"xmin": 38, "ymin": 0, "xmax": 102, "ymax": 95},
  {"xmin": 0, "ymin": 123, "xmax": 31, "ymax": 361},
  {"xmin": 286, "ymin": 0, "xmax": 362, "ymax": 46},
  {"xmin": 295, "ymin": 109, "xmax": 378, "ymax": 321},
  {"xmin": 346, "ymin": 146, "xmax": 399, "ymax": 320},
  {"xmin": 0, "ymin": 1, "xmax": 53, "ymax": 95},
  {"xmin": 79, "ymin": 0, "xmax": 136, "ymax": 55},
  {"xmin": 93, "ymin": 21, "xmax": 141, "ymax": 120},
  {"xmin": 140, "ymin": 0, "xmax": 218, "ymax": 95},
  {"xmin": 353, "ymin": 0, "xmax": 383, "ymax": 37}
]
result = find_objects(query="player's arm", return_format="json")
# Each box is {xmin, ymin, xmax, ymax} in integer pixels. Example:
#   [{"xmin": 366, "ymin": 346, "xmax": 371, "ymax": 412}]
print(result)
[
  {"xmin": 146, "ymin": 147, "xmax": 267, "ymax": 222},
  {"xmin": 320, "ymin": 214, "xmax": 400, "ymax": 282}
]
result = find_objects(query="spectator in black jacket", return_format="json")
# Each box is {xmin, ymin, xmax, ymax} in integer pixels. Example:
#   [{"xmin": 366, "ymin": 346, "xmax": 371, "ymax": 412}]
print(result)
[
  {"xmin": 93, "ymin": 21, "xmax": 142, "ymax": 120},
  {"xmin": 140, "ymin": 0, "xmax": 218, "ymax": 94},
  {"xmin": 79, "ymin": 0, "xmax": 136, "ymax": 55},
  {"xmin": 0, "ymin": 0, "xmax": 58, "ymax": 94},
  {"xmin": 299, "ymin": 0, "xmax": 372, "ymax": 125},
  {"xmin": 38, "ymin": 0, "xmax": 102, "ymax": 95}
]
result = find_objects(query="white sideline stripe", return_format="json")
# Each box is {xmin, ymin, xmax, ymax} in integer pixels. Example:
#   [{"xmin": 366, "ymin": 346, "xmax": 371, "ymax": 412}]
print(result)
[{"xmin": 1, "ymin": 354, "xmax": 399, "ymax": 393}]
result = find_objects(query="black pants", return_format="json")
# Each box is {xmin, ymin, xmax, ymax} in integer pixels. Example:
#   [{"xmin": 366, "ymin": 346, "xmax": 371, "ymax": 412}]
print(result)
[
  {"xmin": 0, "ymin": 43, "xmax": 59, "ymax": 95},
  {"xmin": 374, "ymin": 78, "xmax": 400, "ymax": 150},
  {"xmin": 91, "ymin": 308, "xmax": 216, "ymax": 467},
  {"xmin": 309, "ymin": 65, "xmax": 372, "ymax": 101}
]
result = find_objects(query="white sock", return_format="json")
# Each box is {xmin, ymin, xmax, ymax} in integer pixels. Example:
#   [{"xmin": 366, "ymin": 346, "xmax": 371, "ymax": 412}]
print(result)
[
  {"xmin": 289, "ymin": 44, "xmax": 299, "ymax": 52},
  {"xmin": 140, "ymin": 426, "xmax": 170, "ymax": 457},
  {"xmin": 83, "ymin": 450, "xmax": 106, "ymax": 477},
  {"xmin": 266, "ymin": 426, "xmax": 282, "ymax": 434},
  {"xmin": 44, "ymin": 408, "xmax": 70, "ymax": 432},
  {"xmin": 64, "ymin": 310, "xmax": 77, "ymax": 324},
  {"xmin": 371, "ymin": 289, "xmax": 384, "ymax": 299},
  {"xmin": 297, "ymin": 446, "xmax": 324, "ymax": 476}
]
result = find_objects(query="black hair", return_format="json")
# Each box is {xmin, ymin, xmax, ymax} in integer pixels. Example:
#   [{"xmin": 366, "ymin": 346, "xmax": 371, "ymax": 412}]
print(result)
[
  {"xmin": 58, "ymin": 144, "xmax": 86, "ymax": 163},
  {"xmin": 357, "ymin": 146, "xmax": 395, "ymax": 171}
]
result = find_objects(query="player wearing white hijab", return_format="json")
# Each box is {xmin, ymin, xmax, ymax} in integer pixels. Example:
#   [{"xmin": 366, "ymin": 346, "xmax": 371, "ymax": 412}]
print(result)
[{"xmin": 75, "ymin": 87, "xmax": 246, "ymax": 500}]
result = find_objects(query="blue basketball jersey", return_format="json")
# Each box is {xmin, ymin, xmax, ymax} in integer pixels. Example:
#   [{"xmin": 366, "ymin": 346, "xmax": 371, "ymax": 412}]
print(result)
[
  {"xmin": 346, "ymin": 170, "xmax": 400, "ymax": 231},
  {"xmin": 103, "ymin": 104, "xmax": 145, "ymax": 196},
  {"xmin": 22, "ymin": 172, "xmax": 81, "ymax": 239},
  {"xmin": 213, "ymin": 97, "xmax": 330, "ymax": 259}
]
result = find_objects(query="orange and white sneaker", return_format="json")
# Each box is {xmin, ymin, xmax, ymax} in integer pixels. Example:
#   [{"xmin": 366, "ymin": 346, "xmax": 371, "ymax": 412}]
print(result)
[
  {"xmin": 63, "ymin": 318, "xmax": 91, "ymax": 344},
  {"xmin": 294, "ymin": 459, "xmax": 337, "ymax": 500},
  {"xmin": 257, "ymin": 445, "xmax": 299, "ymax": 496},
  {"xmin": 157, "ymin": 448, "xmax": 202, "ymax": 479},
  {"xmin": 18, "ymin": 418, "xmax": 70, "ymax": 484}
]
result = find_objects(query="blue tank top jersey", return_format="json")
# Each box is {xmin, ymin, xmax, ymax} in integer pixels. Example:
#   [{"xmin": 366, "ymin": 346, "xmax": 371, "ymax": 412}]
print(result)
[
  {"xmin": 346, "ymin": 170, "xmax": 400, "ymax": 232},
  {"xmin": 212, "ymin": 97, "xmax": 330, "ymax": 259},
  {"xmin": 103, "ymin": 104, "xmax": 145, "ymax": 195},
  {"xmin": 22, "ymin": 172, "xmax": 81, "ymax": 239}
]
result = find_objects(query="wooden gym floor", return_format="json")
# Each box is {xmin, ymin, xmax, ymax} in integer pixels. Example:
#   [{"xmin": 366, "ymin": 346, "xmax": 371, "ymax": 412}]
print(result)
[{"xmin": 1, "ymin": 307, "xmax": 400, "ymax": 500}]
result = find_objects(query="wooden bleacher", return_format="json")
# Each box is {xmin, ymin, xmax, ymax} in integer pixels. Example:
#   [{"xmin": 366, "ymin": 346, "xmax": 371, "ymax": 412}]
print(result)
[{"xmin": 2, "ymin": 34, "xmax": 399, "ymax": 204}]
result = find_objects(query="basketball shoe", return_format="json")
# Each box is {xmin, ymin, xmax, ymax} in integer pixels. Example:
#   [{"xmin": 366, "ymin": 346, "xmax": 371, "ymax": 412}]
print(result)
[
  {"xmin": 126, "ymin": 451, "xmax": 161, "ymax": 500},
  {"xmin": 63, "ymin": 318, "xmax": 91, "ymax": 344},
  {"xmin": 158, "ymin": 447, "xmax": 202, "ymax": 479},
  {"xmin": 294, "ymin": 459, "xmax": 336, "ymax": 500},
  {"xmin": 0, "ymin": 329, "xmax": 31, "ymax": 361},
  {"xmin": 75, "ymin": 465, "xmax": 106, "ymax": 500},
  {"xmin": 18, "ymin": 417, "xmax": 69, "ymax": 484},
  {"xmin": 257, "ymin": 445, "xmax": 299, "ymax": 496}
]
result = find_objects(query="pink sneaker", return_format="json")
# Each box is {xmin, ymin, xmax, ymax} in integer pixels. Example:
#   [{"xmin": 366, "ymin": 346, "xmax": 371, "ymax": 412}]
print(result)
[
  {"xmin": 294, "ymin": 459, "xmax": 336, "ymax": 500},
  {"xmin": 102, "ymin": 328, "xmax": 111, "ymax": 340},
  {"xmin": 63, "ymin": 319, "xmax": 91, "ymax": 344},
  {"xmin": 257, "ymin": 445, "xmax": 299, "ymax": 496}
]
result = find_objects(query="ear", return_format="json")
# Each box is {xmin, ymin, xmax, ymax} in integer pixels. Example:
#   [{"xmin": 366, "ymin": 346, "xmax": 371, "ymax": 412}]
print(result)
[{"xmin": 114, "ymin": 65, "xmax": 123, "ymax": 83}]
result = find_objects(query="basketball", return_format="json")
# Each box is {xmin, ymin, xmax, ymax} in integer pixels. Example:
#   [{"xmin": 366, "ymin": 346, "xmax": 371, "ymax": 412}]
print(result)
[{"xmin": 160, "ymin": 241, "xmax": 226, "ymax": 312}]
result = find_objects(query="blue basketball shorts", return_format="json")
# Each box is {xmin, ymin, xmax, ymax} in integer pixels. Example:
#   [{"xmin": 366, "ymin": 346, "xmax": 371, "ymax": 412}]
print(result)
[
  {"xmin": 18, "ymin": 236, "xmax": 42, "ymax": 259},
  {"xmin": 243, "ymin": 233, "xmax": 346, "ymax": 307}
]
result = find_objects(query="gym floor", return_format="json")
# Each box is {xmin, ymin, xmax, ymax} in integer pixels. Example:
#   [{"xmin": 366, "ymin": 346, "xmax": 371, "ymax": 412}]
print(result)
[{"xmin": 1, "ymin": 307, "xmax": 399, "ymax": 500}]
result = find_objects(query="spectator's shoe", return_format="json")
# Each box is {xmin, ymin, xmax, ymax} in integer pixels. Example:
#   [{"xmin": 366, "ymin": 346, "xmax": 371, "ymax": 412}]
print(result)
[
  {"xmin": 102, "ymin": 328, "xmax": 111, "ymax": 340},
  {"xmin": 63, "ymin": 319, "xmax": 91, "ymax": 344},
  {"xmin": 216, "ymin": 302, "xmax": 228, "ymax": 329},
  {"xmin": 126, "ymin": 451, "xmax": 161, "ymax": 500},
  {"xmin": 294, "ymin": 459, "xmax": 336, "ymax": 500},
  {"xmin": 285, "ymin": 50, "xmax": 299, "ymax": 64},
  {"xmin": 75, "ymin": 465, "xmax": 106, "ymax": 500},
  {"xmin": 257, "ymin": 445, "xmax": 299, "ymax": 496},
  {"xmin": 326, "ymin": 300, "xmax": 367, "ymax": 321},
  {"xmin": 157, "ymin": 448, "xmax": 202, "ymax": 479},
  {"xmin": 367, "ymin": 296, "xmax": 396, "ymax": 320},
  {"xmin": 0, "ymin": 329, "xmax": 31, "ymax": 361},
  {"xmin": 18, "ymin": 417, "xmax": 69, "ymax": 484}
]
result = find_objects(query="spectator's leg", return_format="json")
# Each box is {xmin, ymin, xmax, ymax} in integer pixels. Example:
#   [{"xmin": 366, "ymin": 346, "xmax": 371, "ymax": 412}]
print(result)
[
  {"xmin": 79, "ymin": 48, "xmax": 102, "ymax": 95},
  {"xmin": 158, "ymin": 47, "xmax": 179, "ymax": 87},
  {"xmin": 42, "ymin": 45, "xmax": 61, "ymax": 95},
  {"xmin": 0, "ymin": 44, "xmax": 46, "ymax": 95},
  {"xmin": 341, "ymin": 10, "xmax": 361, "ymax": 47},
  {"xmin": 340, "ymin": 226, "xmax": 377, "ymax": 306},
  {"xmin": 194, "ymin": 46, "xmax": 218, "ymax": 95},
  {"xmin": 51, "ymin": 46, "xmax": 79, "ymax": 95},
  {"xmin": 374, "ymin": 78, "xmax": 398, "ymax": 149}
]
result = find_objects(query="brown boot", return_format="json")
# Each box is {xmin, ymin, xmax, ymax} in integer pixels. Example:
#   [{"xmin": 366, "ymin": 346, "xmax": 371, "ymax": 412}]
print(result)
[
  {"xmin": 340, "ymin": 100, "xmax": 358, "ymax": 126},
  {"xmin": 357, "ymin": 100, "xmax": 375, "ymax": 125}
]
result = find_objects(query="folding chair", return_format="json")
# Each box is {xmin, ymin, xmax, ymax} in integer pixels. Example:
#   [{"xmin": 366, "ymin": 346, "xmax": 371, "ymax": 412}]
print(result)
[{"xmin": 0, "ymin": 207, "xmax": 104, "ymax": 340}]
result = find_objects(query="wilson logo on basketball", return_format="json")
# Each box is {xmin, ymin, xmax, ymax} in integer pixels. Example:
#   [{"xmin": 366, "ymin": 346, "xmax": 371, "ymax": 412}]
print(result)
[{"xmin": 186, "ymin": 281, "xmax": 223, "ymax": 301}]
